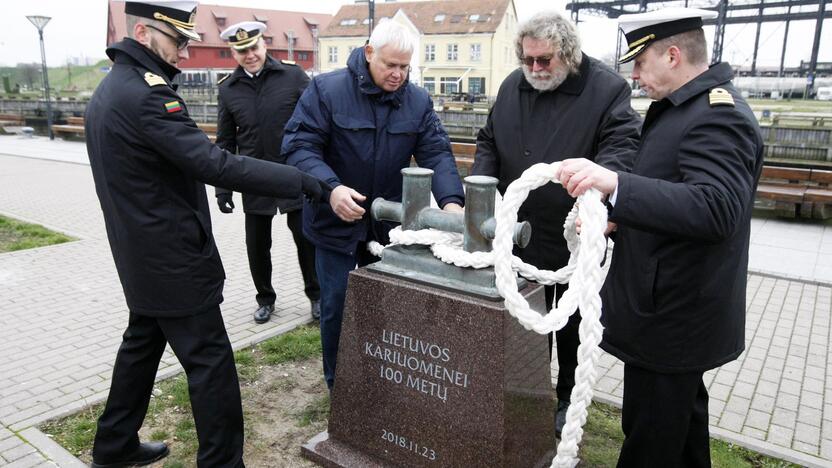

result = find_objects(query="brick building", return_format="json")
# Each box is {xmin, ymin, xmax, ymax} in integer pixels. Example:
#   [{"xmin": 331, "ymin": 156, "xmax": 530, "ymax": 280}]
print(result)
[{"xmin": 107, "ymin": 0, "xmax": 331, "ymax": 86}]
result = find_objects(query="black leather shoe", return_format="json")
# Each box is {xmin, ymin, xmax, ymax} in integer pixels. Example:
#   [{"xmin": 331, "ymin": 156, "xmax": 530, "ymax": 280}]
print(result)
[
  {"xmin": 254, "ymin": 304, "xmax": 274, "ymax": 324},
  {"xmin": 555, "ymin": 399, "xmax": 570, "ymax": 438},
  {"xmin": 91, "ymin": 441, "xmax": 169, "ymax": 467},
  {"xmin": 311, "ymin": 300, "xmax": 321, "ymax": 321}
]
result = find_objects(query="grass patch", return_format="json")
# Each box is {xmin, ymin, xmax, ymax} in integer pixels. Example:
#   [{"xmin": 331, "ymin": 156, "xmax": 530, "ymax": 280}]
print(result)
[
  {"xmin": 579, "ymin": 402, "xmax": 800, "ymax": 467},
  {"xmin": 41, "ymin": 324, "xmax": 797, "ymax": 467},
  {"xmin": 0, "ymin": 215, "xmax": 73, "ymax": 253},
  {"xmin": 260, "ymin": 325, "xmax": 321, "ymax": 364},
  {"xmin": 234, "ymin": 349, "xmax": 260, "ymax": 383},
  {"xmin": 296, "ymin": 394, "xmax": 330, "ymax": 428},
  {"xmin": 40, "ymin": 324, "xmax": 323, "ymax": 465}
]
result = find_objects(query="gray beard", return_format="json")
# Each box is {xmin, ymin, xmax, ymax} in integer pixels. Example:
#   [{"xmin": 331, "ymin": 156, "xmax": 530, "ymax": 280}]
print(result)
[{"xmin": 522, "ymin": 66, "xmax": 568, "ymax": 91}]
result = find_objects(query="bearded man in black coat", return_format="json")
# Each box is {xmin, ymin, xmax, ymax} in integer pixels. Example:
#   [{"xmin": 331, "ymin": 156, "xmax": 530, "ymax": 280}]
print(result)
[
  {"xmin": 471, "ymin": 10, "xmax": 641, "ymax": 437},
  {"xmin": 558, "ymin": 8, "xmax": 764, "ymax": 467}
]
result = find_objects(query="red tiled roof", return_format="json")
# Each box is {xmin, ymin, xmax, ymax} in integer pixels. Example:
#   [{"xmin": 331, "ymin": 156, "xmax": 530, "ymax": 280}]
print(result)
[
  {"xmin": 108, "ymin": 0, "xmax": 332, "ymax": 51},
  {"xmin": 321, "ymin": 0, "xmax": 512, "ymax": 38}
]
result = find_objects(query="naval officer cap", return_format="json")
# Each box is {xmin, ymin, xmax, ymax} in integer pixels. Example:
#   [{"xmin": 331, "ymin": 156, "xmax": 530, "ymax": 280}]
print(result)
[
  {"xmin": 618, "ymin": 7, "xmax": 717, "ymax": 63},
  {"xmin": 125, "ymin": 0, "xmax": 202, "ymax": 41},
  {"xmin": 220, "ymin": 22, "xmax": 267, "ymax": 50}
]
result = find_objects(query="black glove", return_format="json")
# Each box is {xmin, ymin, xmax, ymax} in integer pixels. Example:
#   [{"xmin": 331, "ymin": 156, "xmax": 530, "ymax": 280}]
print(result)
[
  {"xmin": 216, "ymin": 192, "xmax": 234, "ymax": 213},
  {"xmin": 300, "ymin": 173, "xmax": 333, "ymax": 203}
]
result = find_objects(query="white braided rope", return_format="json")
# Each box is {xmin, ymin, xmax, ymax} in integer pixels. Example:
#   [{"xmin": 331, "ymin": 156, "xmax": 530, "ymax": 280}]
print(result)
[
  {"xmin": 368, "ymin": 162, "xmax": 608, "ymax": 467},
  {"xmin": 493, "ymin": 163, "xmax": 607, "ymax": 467}
]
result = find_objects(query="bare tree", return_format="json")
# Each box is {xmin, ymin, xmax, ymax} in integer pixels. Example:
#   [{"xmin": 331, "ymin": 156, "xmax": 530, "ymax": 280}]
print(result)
[{"xmin": 17, "ymin": 63, "xmax": 40, "ymax": 90}]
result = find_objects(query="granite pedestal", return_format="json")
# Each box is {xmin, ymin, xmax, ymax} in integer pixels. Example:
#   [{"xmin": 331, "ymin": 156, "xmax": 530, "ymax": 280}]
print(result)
[{"xmin": 302, "ymin": 268, "xmax": 555, "ymax": 467}]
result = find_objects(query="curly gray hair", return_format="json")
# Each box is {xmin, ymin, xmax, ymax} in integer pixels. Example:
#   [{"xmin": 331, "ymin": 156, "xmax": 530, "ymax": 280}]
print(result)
[{"xmin": 514, "ymin": 11, "xmax": 582, "ymax": 74}]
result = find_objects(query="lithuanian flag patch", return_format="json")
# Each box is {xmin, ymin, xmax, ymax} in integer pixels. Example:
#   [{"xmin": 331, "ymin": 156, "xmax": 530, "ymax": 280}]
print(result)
[{"xmin": 164, "ymin": 100, "xmax": 182, "ymax": 113}]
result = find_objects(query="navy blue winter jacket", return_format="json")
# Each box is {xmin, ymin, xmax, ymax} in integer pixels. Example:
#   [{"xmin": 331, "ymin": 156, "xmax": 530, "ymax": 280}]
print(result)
[{"xmin": 282, "ymin": 47, "xmax": 464, "ymax": 255}]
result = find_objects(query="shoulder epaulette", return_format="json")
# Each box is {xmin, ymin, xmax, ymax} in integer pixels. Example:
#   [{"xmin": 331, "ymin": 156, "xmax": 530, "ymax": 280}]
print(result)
[
  {"xmin": 217, "ymin": 74, "xmax": 230, "ymax": 85},
  {"xmin": 708, "ymin": 88, "xmax": 735, "ymax": 107},
  {"xmin": 281, "ymin": 60, "xmax": 297, "ymax": 66},
  {"xmin": 143, "ymin": 72, "xmax": 167, "ymax": 87}
]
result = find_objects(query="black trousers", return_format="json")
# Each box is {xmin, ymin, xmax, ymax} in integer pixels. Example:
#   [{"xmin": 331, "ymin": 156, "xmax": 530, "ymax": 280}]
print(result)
[
  {"xmin": 92, "ymin": 307, "xmax": 244, "ymax": 467},
  {"xmin": 546, "ymin": 283, "xmax": 580, "ymax": 402},
  {"xmin": 245, "ymin": 210, "xmax": 319, "ymax": 306},
  {"xmin": 618, "ymin": 364, "xmax": 710, "ymax": 468}
]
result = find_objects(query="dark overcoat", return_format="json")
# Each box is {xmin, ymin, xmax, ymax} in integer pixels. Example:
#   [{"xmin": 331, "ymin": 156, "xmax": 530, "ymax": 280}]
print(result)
[
  {"xmin": 472, "ymin": 54, "xmax": 641, "ymax": 270},
  {"xmin": 85, "ymin": 39, "xmax": 305, "ymax": 317},
  {"xmin": 215, "ymin": 56, "xmax": 309, "ymax": 215},
  {"xmin": 602, "ymin": 63, "xmax": 764, "ymax": 373},
  {"xmin": 282, "ymin": 47, "xmax": 464, "ymax": 256}
]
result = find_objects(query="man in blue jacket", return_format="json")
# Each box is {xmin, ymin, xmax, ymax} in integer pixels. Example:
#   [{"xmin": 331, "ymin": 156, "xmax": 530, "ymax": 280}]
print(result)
[{"xmin": 282, "ymin": 20, "xmax": 464, "ymax": 390}]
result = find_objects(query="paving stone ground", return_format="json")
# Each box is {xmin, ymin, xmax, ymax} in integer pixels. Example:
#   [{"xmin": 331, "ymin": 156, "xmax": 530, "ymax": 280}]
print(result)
[{"xmin": 2, "ymin": 136, "xmax": 832, "ymax": 467}]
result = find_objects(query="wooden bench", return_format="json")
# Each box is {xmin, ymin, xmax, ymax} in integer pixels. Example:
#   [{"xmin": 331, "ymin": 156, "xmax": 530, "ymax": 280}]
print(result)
[
  {"xmin": 52, "ymin": 118, "xmax": 86, "ymax": 139},
  {"xmin": 0, "ymin": 113, "xmax": 25, "ymax": 126},
  {"xmin": 771, "ymin": 112, "xmax": 832, "ymax": 128},
  {"xmin": 197, "ymin": 122, "xmax": 217, "ymax": 142},
  {"xmin": 756, "ymin": 166, "xmax": 832, "ymax": 218},
  {"xmin": 452, "ymin": 142, "xmax": 476, "ymax": 176}
]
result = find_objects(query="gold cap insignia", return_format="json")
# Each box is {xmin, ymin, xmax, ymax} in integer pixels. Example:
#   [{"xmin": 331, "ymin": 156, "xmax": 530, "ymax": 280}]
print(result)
[
  {"xmin": 708, "ymin": 88, "xmax": 735, "ymax": 107},
  {"xmin": 236, "ymin": 29, "xmax": 249, "ymax": 41},
  {"xmin": 143, "ymin": 72, "xmax": 166, "ymax": 87}
]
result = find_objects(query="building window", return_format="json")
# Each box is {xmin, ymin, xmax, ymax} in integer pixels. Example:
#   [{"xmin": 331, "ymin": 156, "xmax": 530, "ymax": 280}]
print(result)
[
  {"xmin": 425, "ymin": 44, "xmax": 435, "ymax": 62},
  {"xmin": 297, "ymin": 52, "xmax": 309, "ymax": 61},
  {"xmin": 423, "ymin": 77, "xmax": 436, "ymax": 94},
  {"xmin": 468, "ymin": 77, "xmax": 485, "ymax": 95},
  {"xmin": 216, "ymin": 72, "xmax": 231, "ymax": 84},
  {"xmin": 469, "ymin": 14, "xmax": 480, "ymax": 22},
  {"xmin": 470, "ymin": 43, "xmax": 481, "ymax": 61},
  {"xmin": 216, "ymin": 18, "xmax": 226, "ymax": 27},
  {"xmin": 219, "ymin": 49, "xmax": 231, "ymax": 58},
  {"xmin": 440, "ymin": 77, "xmax": 458, "ymax": 94},
  {"xmin": 340, "ymin": 19, "xmax": 357, "ymax": 26},
  {"xmin": 348, "ymin": 46, "xmax": 356, "ymax": 55},
  {"xmin": 447, "ymin": 44, "xmax": 458, "ymax": 61},
  {"xmin": 328, "ymin": 46, "xmax": 338, "ymax": 63},
  {"xmin": 434, "ymin": 14, "xmax": 445, "ymax": 22},
  {"xmin": 264, "ymin": 36, "xmax": 273, "ymax": 45}
]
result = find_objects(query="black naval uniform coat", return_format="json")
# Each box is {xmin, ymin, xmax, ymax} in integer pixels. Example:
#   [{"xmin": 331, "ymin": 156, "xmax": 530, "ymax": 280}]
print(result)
[
  {"xmin": 215, "ymin": 56, "xmax": 310, "ymax": 215},
  {"xmin": 86, "ymin": 38, "xmax": 306, "ymax": 318},
  {"xmin": 472, "ymin": 54, "xmax": 641, "ymax": 272},
  {"xmin": 601, "ymin": 63, "xmax": 764, "ymax": 373}
]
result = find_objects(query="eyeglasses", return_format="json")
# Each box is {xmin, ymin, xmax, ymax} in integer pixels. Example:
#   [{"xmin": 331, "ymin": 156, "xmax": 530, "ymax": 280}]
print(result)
[
  {"xmin": 521, "ymin": 55, "xmax": 553, "ymax": 68},
  {"xmin": 146, "ymin": 24, "xmax": 190, "ymax": 51}
]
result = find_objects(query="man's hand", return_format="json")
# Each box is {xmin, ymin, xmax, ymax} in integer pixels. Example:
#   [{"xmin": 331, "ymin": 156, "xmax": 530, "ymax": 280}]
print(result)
[
  {"xmin": 330, "ymin": 185, "xmax": 366, "ymax": 222},
  {"xmin": 216, "ymin": 193, "xmax": 234, "ymax": 213},
  {"xmin": 442, "ymin": 202, "xmax": 464, "ymax": 213},
  {"xmin": 575, "ymin": 218, "xmax": 617, "ymax": 236},
  {"xmin": 555, "ymin": 158, "xmax": 618, "ymax": 197}
]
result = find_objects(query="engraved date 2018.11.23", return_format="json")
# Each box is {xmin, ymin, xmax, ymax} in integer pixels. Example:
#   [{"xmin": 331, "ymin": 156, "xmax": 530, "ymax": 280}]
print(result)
[{"xmin": 381, "ymin": 429, "xmax": 437, "ymax": 461}]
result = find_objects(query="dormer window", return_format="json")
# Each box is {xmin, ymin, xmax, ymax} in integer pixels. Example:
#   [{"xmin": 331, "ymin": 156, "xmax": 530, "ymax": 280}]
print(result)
[
  {"xmin": 212, "ymin": 10, "xmax": 227, "ymax": 27},
  {"xmin": 340, "ymin": 19, "xmax": 358, "ymax": 26},
  {"xmin": 434, "ymin": 14, "xmax": 445, "ymax": 22},
  {"xmin": 469, "ymin": 14, "xmax": 480, "ymax": 22}
]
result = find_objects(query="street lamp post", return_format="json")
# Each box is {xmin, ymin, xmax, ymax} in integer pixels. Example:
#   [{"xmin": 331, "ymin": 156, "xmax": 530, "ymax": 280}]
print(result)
[{"xmin": 27, "ymin": 15, "xmax": 54, "ymax": 140}]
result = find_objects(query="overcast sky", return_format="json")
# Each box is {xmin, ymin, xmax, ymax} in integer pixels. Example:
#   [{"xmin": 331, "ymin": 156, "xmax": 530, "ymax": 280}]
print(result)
[{"xmin": 4, "ymin": 0, "xmax": 830, "ymax": 70}]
